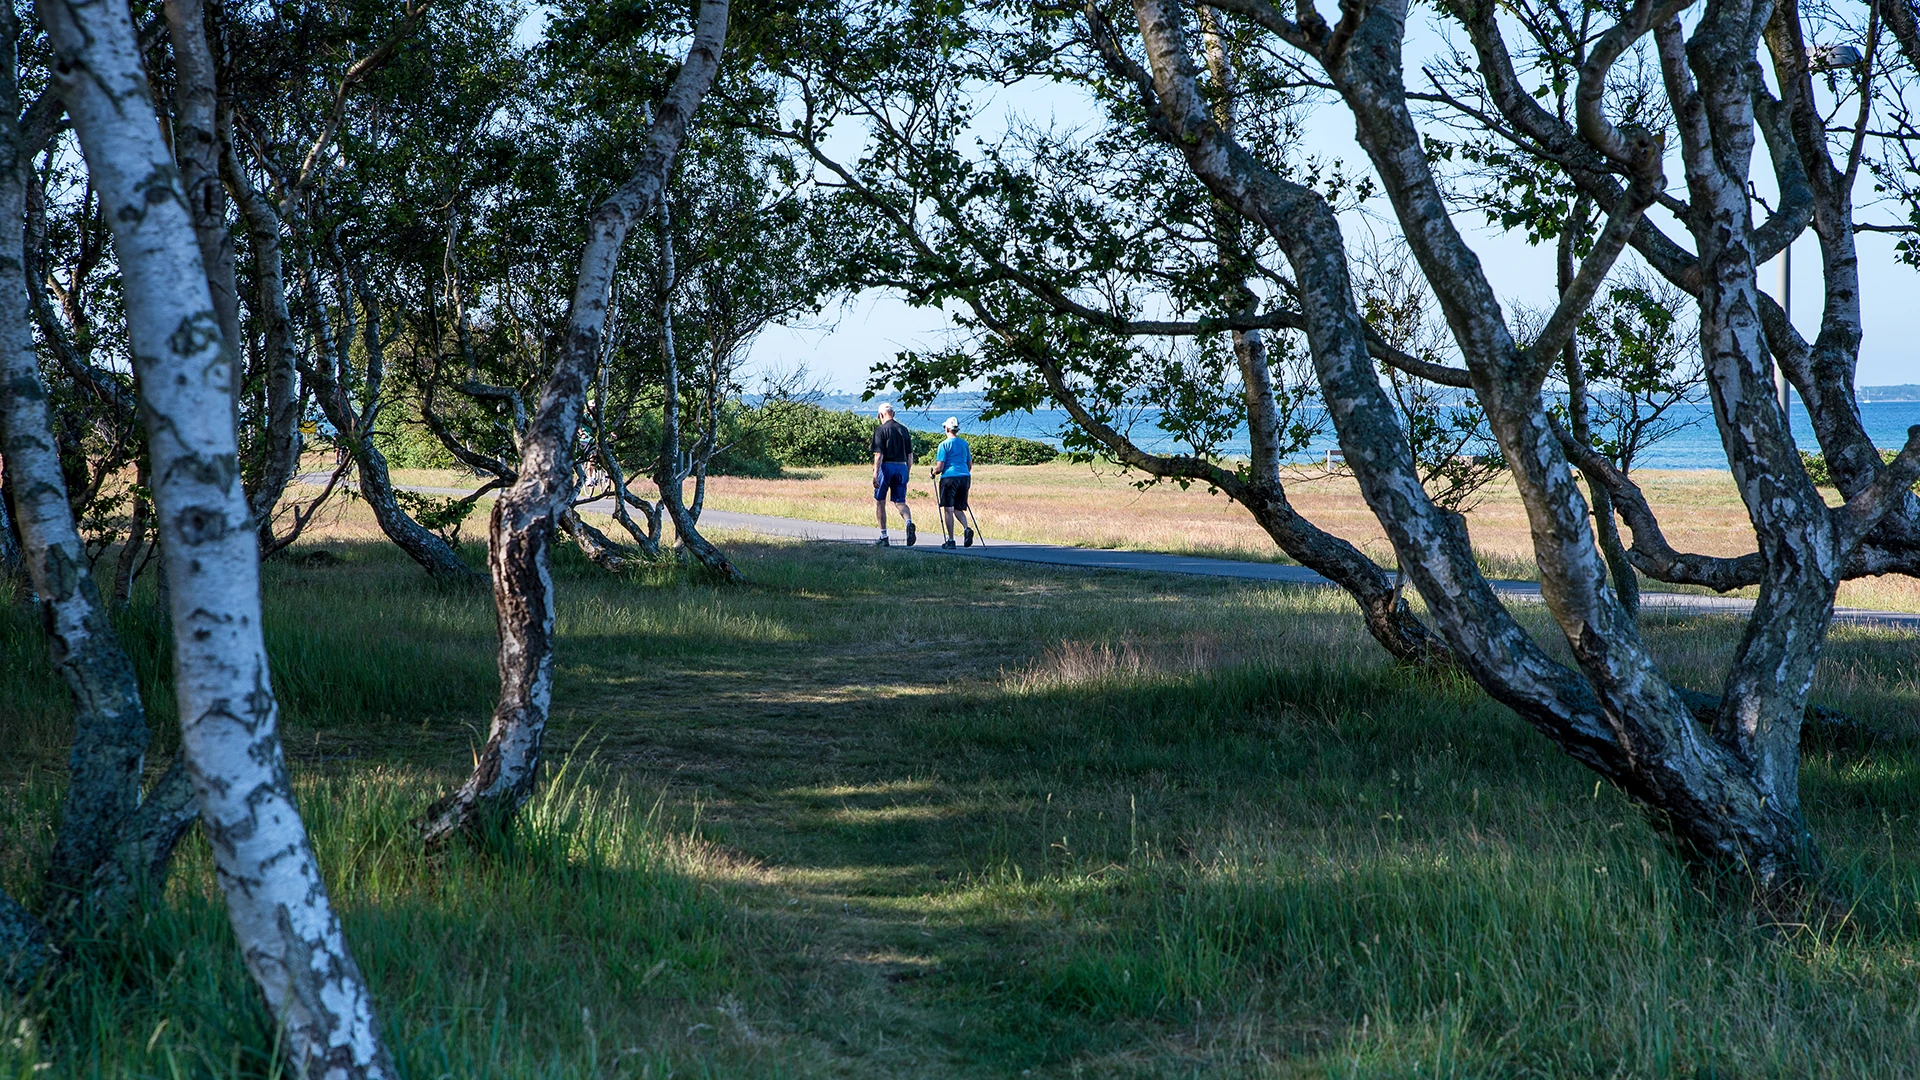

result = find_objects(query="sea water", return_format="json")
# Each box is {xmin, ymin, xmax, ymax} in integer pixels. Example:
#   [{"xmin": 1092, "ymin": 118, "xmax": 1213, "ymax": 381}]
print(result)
[{"xmin": 885, "ymin": 398, "xmax": 1920, "ymax": 471}]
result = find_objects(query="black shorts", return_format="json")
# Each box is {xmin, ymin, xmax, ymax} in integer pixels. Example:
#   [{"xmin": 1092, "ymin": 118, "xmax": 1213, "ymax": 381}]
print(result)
[{"xmin": 938, "ymin": 475, "xmax": 970, "ymax": 511}]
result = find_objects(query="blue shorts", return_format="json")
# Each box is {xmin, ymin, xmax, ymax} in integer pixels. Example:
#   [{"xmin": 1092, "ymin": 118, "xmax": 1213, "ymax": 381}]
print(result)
[{"xmin": 874, "ymin": 461, "xmax": 909, "ymax": 502}]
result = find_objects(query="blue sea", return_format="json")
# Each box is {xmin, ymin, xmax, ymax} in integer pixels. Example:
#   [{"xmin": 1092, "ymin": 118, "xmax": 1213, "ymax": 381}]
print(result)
[{"xmin": 868, "ymin": 396, "xmax": 1920, "ymax": 471}]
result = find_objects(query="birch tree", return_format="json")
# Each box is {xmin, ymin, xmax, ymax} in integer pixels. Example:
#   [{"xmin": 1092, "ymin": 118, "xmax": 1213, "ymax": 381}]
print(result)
[
  {"xmin": 422, "ymin": 0, "xmax": 732, "ymax": 842},
  {"xmin": 42, "ymin": 0, "xmax": 395, "ymax": 1071},
  {"xmin": 0, "ymin": 0, "xmax": 196, "ymax": 981},
  {"xmin": 219, "ymin": 0, "xmax": 465, "ymax": 574},
  {"xmin": 164, "ymin": 0, "xmax": 242, "ymax": 375},
  {"xmin": 1077, "ymin": 0, "xmax": 1920, "ymax": 890},
  {"xmin": 774, "ymin": 11, "xmax": 1452, "ymax": 663}
]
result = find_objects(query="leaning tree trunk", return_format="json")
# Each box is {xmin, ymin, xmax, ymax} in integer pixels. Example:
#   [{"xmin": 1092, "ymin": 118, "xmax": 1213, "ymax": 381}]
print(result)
[
  {"xmin": 1315, "ymin": 0, "xmax": 1819, "ymax": 884},
  {"xmin": 420, "ymin": 0, "xmax": 731, "ymax": 844},
  {"xmin": 1197, "ymin": 6, "xmax": 1444, "ymax": 664},
  {"xmin": 163, "ymin": 0, "xmax": 241, "ymax": 380},
  {"xmin": 43, "ymin": 0, "xmax": 395, "ymax": 1074},
  {"xmin": 1557, "ymin": 205, "xmax": 1639, "ymax": 617},
  {"xmin": 653, "ymin": 201, "xmax": 741, "ymax": 582},
  {"xmin": 1022, "ymin": 347, "xmax": 1447, "ymax": 664},
  {"xmin": 0, "ymin": 0, "xmax": 194, "ymax": 935},
  {"xmin": 108, "ymin": 460, "xmax": 151, "ymax": 606},
  {"xmin": 224, "ymin": 119, "xmax": 306, "ymax": 542},
  {"xmin": 301, "ymin": 254, "xmax": 474, "ymax": 582},
  {"xmin": 591, "ymin": 364, "xmax": 665, "ymax": 558},
  {"xmin": 1114, "ymin": 0, "xmax": 1918, "ymax": 890}
]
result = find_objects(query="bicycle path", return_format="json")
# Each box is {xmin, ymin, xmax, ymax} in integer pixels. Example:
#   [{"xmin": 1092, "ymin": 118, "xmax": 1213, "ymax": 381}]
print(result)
[{"xmin": 297, "ymin": 475, "xmax": 1920, "ymax": 632}]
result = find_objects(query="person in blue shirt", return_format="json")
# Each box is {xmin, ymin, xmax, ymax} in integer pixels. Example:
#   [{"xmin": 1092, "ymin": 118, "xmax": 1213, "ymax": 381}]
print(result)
[{"xmin": 930, "ymin": 417, "xmax": 973, "ymax": 548}]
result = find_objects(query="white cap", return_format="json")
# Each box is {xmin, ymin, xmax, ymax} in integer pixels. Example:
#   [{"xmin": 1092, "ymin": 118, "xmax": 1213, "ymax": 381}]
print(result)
[{"xmin": 943, "ymin": 417, "xmax": 960, "ymax": 430}]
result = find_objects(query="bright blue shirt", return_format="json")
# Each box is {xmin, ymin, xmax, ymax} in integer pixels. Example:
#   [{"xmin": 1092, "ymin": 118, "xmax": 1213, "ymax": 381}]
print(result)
[{"xmin": 935, "ymin": 436, "xmax": 971, "ymax": 478}]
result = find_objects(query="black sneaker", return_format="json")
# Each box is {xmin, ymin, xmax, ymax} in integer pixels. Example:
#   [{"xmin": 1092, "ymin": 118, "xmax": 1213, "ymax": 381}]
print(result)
[
  {"xmin": 905, "ymin": 521, "xmax": 917, "ymax": 546},
  {"xmin": 941, "ymin": 539, "xmax": 956, "ymax": 549},
  {"xmin": 876, "ymin": 536, "xmax": 890, "ymax": 547},
  {"xmin": 963, "ymin": 528, "xmax": 974, "ymax": 547}
]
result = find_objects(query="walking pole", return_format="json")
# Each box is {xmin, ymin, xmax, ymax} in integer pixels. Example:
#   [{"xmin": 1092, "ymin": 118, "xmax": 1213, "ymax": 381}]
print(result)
[{"xmin": 966, "ymin": 507, "xmax": 986, "ymax": 547}]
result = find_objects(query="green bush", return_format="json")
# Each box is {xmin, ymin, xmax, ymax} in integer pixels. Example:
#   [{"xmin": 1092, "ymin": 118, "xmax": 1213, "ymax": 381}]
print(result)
[
  {"xmin": 688, "ymin": 408, "xmax": 786, "ymax": 478},
  {"xmin": 373, "ymin": 424, "xmax": 459, "ymax": 470},
  {"xmin": 583, "ymin": 406, "xmax": 784, "ymax": 479},
  {"xmin": 753, "ymin": 403, "xmax": 876, "ymax": 467},
  {"xmin": 676, "ymin": 403, "xmax": 1062, "ymax": 471},
  {"xmin": 1802, "ymin": 447, "xmax": 1918, "ymax": 492},
  {"xmin": 961, "ymin": 431, "xmax": 1060, "ymax": 465},
  {"xmin": 912, "ymin": 429, "xmax": 1059, "ymax": 466}
]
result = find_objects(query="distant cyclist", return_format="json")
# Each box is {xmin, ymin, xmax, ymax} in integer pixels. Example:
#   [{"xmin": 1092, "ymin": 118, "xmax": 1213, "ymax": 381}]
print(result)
[
  {"xmin": 930, "ymin": 416, "xmax": 973, "ymax": 548},
  {"xmin": 870, "ymin": 402, "xmax": 916, "ymax": 546}
]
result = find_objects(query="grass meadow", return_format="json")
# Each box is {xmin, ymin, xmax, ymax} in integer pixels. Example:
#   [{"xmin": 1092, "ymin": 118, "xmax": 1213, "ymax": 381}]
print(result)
[
  {"xmin": 4, "ymin": 501, "xmax": 1920, "ymax": 1077},
  {"xmin": 689, "ymin": 462, "xmax": 1920, "ymax": 614}
]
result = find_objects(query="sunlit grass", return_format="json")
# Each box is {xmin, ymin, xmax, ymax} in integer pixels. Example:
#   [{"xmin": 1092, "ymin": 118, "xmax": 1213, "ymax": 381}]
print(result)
[
  {"xmin": 5, "ymin": 511, "xmax": 1920, "ymax": 1077},
  {"xmin": 685, "ymin": 462, "xmax": 1920, "ymax": 613}
]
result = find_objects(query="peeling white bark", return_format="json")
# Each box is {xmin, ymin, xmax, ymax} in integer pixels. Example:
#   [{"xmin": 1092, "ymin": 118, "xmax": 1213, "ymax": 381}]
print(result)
[
  {"xmin": 41, "ymin": 0, "xmax": 394, "ymax": 1074},
  {"xmin": 654, "ymin": 200, "xmax": 742, "ymax": 582},
  {"xmin": 163, "ymin": 0, "xmax": 241, "ymax": 372},
  {"xmin": 1120, "ymin": 0, "xmax": 1839, "ymax": 886},
  {"xmin": 0, "ymin": 1, "xmax": 150, "ymax": 909},
  {"xmin": 422, "ymin": 0, "xmax": 731, "ymax": 843}
]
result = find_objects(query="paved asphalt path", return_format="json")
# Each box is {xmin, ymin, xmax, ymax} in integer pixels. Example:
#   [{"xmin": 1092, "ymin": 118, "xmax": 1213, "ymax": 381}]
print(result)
[{"xmin": 301, "ymin": 475, "xmax": 1920, "ymax": 633}]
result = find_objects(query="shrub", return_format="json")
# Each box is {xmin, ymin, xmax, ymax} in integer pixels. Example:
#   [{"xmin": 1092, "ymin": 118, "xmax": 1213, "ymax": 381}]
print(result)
[
  {"xmin": 1802, "ymin": 448, "xmax": 1919, "ymax": 492},
  {"xmin": 723, "ymin": 403, "xmax": 1061, "ymax": 470},
  {"xmin": 963, "ymin": 431, "xmax": 1060, "ymax": 465},
  {"xmin": 754, "ymin": 403, "xmax": 876, "ymax": 467},
  {"xmin": 373, "ymin": 424, "xmax": 459, "ymax": 470},
  {"xmin": 697, "ymin": 408, "xmax": 786, "ymax": 478},
  {"xmin": 581, "ymin": 406, "xmax": 785, "ymax": 479},
  {"xmin": 913, "ymin": 429, "xmax": 1059, "ymax": 465}
]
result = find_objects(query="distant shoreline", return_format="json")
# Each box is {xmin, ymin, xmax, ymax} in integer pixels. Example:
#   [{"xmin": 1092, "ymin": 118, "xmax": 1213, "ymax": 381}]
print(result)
[
  {"xmin": 810, "ymin": 384, "xmax": 1920, "ymax": 405},
  {"xmin": 788, "ymin": 393, "xmax": 1920, "ymax": 470},
  {"xmin": 1859, "ymin": 384, "xmax": 1920, "ymax": 402}
]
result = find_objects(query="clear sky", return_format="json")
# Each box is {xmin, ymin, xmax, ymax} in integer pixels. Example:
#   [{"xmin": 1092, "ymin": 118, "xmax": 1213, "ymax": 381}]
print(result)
[{"xmin": 745, "ymin": 15, "xmax": 1920, "ymax": 394}]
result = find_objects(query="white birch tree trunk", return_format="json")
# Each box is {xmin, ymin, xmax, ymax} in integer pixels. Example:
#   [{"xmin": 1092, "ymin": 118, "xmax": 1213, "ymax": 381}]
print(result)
[
  {"xmin": 163, "ymin": 0, "xmax": 242, "ymax": 372},
  {"xmin": 421, "ymin": 0, "xmax": 730, "ymax": 842},
  {"xmin": 653, "ymin": 200, "xmax": 741, "ymax": 581},
  {"xmin": 41, "ymin": 0, "xmax": 394, "ymax": 1074},
  {"xmin": 0, "ymin": 6, "xmax": 147, "ymax": 906}
]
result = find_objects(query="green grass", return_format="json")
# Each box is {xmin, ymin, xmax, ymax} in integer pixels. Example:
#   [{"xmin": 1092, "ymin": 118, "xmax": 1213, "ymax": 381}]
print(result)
[{"xmin": 3, "ymin": 533, "xmax": 1920, "ymax": 1077}]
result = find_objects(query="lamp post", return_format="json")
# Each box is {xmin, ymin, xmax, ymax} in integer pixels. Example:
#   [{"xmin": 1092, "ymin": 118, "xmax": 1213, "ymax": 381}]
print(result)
[
  {"xmin": 1777, "ymin": 244, "xmax": 1790, "ymax": 436},
  {"xmin": 1772, "ymin": 43, "xmax": 1865, "ymax": 439}
]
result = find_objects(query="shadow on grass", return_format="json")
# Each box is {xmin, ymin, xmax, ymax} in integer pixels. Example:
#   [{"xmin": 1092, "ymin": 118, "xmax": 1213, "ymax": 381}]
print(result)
[
  {"xmin": 7, "ymin": 535, "xmax": 1920, "ymax": 1077},
  {"xmin": 3, "ymin": 762, "xmax": 772, "ymax": 1079}
]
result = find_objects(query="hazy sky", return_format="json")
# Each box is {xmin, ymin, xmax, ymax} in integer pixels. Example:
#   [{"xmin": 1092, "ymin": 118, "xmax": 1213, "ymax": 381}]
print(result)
[{"xmin": 743, "ymin": 16, "xmax": 1920, "ymax": 394}]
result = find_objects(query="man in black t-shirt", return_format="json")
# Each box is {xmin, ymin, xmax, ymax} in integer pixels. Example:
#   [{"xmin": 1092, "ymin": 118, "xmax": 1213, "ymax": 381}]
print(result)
[{"xmin": 870, "ymin": 403, "xmax": 916, "ymax": 546}]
